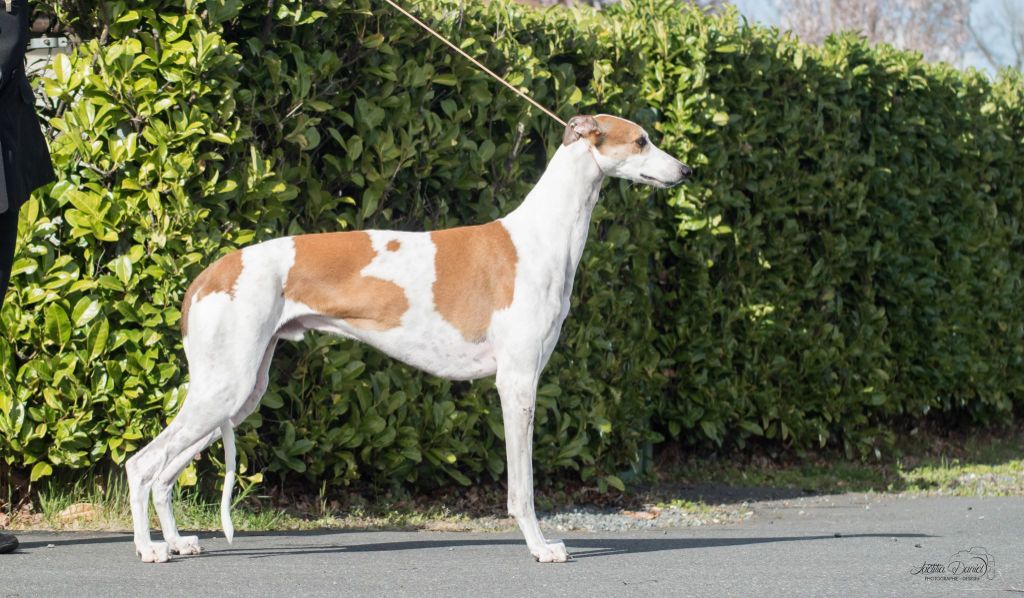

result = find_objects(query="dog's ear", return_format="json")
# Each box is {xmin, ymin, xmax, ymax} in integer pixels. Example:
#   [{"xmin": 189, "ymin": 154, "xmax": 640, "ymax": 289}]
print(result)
[{"xmin": 562, "ymin": 115, "xmax": 602, "ymax": 146}]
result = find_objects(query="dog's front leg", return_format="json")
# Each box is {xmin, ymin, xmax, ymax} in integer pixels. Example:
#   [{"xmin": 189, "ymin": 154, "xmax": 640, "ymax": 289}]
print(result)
[{"xmin": 496, "ymin": 372, "xmax": 568, "ymax": 563}]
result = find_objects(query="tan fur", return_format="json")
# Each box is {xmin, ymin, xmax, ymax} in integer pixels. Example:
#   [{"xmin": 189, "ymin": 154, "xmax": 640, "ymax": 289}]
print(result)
[
  {"xmin": 181, "ymin": 251, "xmax": 244, "ymax": 337},
  {"xmin": 386, "ymin": 240, "xmax": 401, "ymax": 252},
  {"xmin": 285, "ymin": 232, "xmax": 409, "ymax": 330},
  {"xmin": 593, "ymin": 115, "xmax": 645, "ymax": 160},
  {"xmin": 431, "ymin": 221, "xmax": 518, "ymax": 342}
]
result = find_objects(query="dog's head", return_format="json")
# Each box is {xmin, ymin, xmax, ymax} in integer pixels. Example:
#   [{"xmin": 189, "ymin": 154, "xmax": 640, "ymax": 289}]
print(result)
[{"xmin": 562, "ymin": 114, "xmax": 691, "ymax": 188}]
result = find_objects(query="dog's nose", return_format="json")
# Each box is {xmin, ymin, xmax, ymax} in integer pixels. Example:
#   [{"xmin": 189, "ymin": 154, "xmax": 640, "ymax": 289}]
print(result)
[{"xmin": 679, "ymin": 164, "xmax": 693, "ymax": 179}]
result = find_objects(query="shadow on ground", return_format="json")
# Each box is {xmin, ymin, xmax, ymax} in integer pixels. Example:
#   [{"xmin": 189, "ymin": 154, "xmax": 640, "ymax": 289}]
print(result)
[{"xmin": 17, "ymin": 530, "xmax": 932, "ymax": 560}]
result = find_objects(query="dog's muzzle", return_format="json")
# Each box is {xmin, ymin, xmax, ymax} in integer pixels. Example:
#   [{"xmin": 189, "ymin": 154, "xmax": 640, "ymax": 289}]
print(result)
[{"xmin": 641, "ymin": 164, "xmax": 692, "ymax": 188}]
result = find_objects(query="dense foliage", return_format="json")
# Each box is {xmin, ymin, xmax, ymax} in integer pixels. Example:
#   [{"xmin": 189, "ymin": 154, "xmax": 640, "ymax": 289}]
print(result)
[{"xmin": 2, "ymin": 0, "xmax": 1021, "ymax": 492}]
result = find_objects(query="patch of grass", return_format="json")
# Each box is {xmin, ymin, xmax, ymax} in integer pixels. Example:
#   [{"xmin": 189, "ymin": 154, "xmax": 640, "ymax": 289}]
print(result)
[
  {"xmin": 168, "ymin": 487, "xmax": 290, "ymax": 533},
  {"xmin": 34, "ymin": 472, "xmax": 132, "ymax": 530},
  {"xmin": 652, "ymin": 498, "xmax": 720, "ymax": 516},
  {"xmin": 663, "ymin": 458, "xmax": 894, "ymax": 494},
  {"xmin": 898, "ymin": 457, "xmax": 1024, "ymax": 496},
  {"xmin": 5, "ymin": 472, "xmax": 294, "ymax": 533},
  {"xmin": 657, "ymin": 424, "xmax": 1024, "ymax": 498}
]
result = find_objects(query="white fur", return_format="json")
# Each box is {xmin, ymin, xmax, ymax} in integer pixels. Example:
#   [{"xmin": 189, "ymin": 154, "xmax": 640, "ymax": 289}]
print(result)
[{"xmin": 126, "ymin": 116, "xmax": 688, "ymax": 563}]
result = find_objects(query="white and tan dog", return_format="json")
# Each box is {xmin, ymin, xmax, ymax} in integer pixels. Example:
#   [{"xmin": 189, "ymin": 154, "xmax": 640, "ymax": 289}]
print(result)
[{"xmin": 126, "ymin": 114, "xmax": 691, "ymax": 563}]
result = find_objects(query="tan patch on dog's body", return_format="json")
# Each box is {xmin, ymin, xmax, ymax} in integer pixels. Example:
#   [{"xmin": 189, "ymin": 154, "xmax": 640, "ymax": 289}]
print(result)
[
  {"xmin": 431, "ymin": 222, "xmax": 518, "ymax": 342},
  {"xmin": 181, "ymin": 250, "xmax": 244, "ymax": 337},
  {"xmin": 386, "ymin": 240, "xmax": 401, "ymax": 252},
  {"xmin": 285, "ymin": 232, "xmax": 409, "ymax": 331}
]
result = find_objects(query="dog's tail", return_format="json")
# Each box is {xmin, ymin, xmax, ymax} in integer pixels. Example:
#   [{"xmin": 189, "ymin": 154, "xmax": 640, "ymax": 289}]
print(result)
[{"xmin": 220, "ymin": 421, "xmax": 236, "ymax": 544}]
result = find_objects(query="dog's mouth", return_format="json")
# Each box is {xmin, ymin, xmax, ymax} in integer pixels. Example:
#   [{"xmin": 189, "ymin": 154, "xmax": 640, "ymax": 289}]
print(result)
[{"xmin": 640, "ymin": 174, "xmax": 683, "ymax": 188}]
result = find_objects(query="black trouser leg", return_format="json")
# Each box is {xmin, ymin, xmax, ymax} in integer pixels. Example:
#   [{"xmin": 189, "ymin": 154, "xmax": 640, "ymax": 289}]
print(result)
[
  {"xmin": 0, "ymin": 207, "xmax": 16, "ymax": 552},
  {"xmin": 0, "ymin": 205, "xmax": 19, "ymax": 311}
]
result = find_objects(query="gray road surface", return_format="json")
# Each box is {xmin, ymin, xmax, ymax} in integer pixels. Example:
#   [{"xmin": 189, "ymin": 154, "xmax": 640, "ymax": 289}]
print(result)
[{"xmin": 1, "ymin": 494, "xmax": 1021, "ymax": 597}]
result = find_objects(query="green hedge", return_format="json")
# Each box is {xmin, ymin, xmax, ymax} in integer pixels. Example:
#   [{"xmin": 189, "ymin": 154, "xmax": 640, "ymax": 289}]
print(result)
[
  {"xmin": 649, "ymin": 15, "xmax": 1024, "ymax": 457},
  {"xmin": 1, "ymin": 0, "xmax": 1021, "ymax": 491}
]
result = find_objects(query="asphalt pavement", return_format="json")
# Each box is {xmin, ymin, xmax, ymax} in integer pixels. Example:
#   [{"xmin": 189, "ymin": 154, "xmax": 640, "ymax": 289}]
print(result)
[{"xmin": 1, "ymin": 494, "xmax": 1021, "ymax": 597}]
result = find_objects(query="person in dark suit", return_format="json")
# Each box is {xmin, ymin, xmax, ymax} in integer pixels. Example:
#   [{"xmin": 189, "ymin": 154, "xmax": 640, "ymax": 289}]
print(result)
[{"xmin": 0, "ymin": 0, "xmax": 56, "ymax": 555}]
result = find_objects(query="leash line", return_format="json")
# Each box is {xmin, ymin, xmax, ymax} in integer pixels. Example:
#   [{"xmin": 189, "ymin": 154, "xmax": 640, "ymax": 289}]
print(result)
[{"xmin": 380, "ymin": 0, "xmax": 568, "ymax": 127}]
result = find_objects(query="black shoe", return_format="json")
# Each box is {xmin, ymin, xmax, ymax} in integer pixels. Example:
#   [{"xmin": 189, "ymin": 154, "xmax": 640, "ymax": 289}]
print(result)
[{"xmin": 0, "ymin": 532, "xmax": 18, "ymax": 554}]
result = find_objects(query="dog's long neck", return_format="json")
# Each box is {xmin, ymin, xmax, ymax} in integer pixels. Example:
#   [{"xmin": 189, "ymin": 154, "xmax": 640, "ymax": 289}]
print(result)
[{"xmin": 502, "ymin": 142, "xmax": 604, "ymax": 273}]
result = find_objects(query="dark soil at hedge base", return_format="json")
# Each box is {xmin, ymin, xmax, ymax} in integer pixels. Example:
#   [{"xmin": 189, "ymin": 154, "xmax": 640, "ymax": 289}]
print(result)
[{"xmin": 5, "ymin": 0, "xmax": 1024, "ymax": 492}]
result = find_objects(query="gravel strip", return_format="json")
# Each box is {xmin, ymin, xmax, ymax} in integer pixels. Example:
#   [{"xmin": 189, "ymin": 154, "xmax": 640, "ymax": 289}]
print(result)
[{"xmin": 540, "ymin": 503, "xmax": 754, "ymax": 532}]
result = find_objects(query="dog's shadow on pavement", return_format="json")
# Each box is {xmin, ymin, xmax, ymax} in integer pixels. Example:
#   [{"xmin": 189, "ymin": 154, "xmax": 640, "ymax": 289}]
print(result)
[
  {"xmin": 14, "ymin": 529, "xmax": 358, "ymax": 551},
  {"xmin": 198, "ymin": 532, "xmax": 933, "ymax": 560},
  {"xmin": 566, "ymin": 534, "xmax": 933, "ymax": 559},
  {"xmin": 18, "ymin": 531, "xmax": 932, "ymax": 560}
]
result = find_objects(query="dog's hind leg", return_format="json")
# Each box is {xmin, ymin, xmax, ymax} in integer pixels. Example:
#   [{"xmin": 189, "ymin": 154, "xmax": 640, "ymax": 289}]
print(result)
[
  {"xmin": 126, "ymin": 400, "xmax": 227, "ymax": 562},
  {"xmin": 146, "ymin": 334, "xmax": 280, "ymax": 555},
  {"xmin": 127, "ymin": 419, "xmax": 179, "ymax": 563},
  {"xmin": 149, "ymin": 352, "xmax": 270, "ymax": 555},
  {"xmin": 149, "ymin": 425, "xmax": 221, "ymax": 556}
]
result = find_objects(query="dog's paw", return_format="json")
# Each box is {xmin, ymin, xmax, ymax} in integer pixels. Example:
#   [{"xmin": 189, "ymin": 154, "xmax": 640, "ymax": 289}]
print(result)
[
  {"xmin": 138, "ymin": 542, "xmax": 170, "ymax": 563},
  {"xmin": 169, "ymin": 535, "xmax": 202, "ymax": 556},
  {"xmin": 533, "ymin": 540, "xmax": 569, "ymax": 563}
]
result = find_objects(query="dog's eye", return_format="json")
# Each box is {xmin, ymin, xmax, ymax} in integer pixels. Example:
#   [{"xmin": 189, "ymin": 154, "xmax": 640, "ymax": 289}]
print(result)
[{"xmin": 635, "ymin": 137, "xmax": 647, "ymax": 148}]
